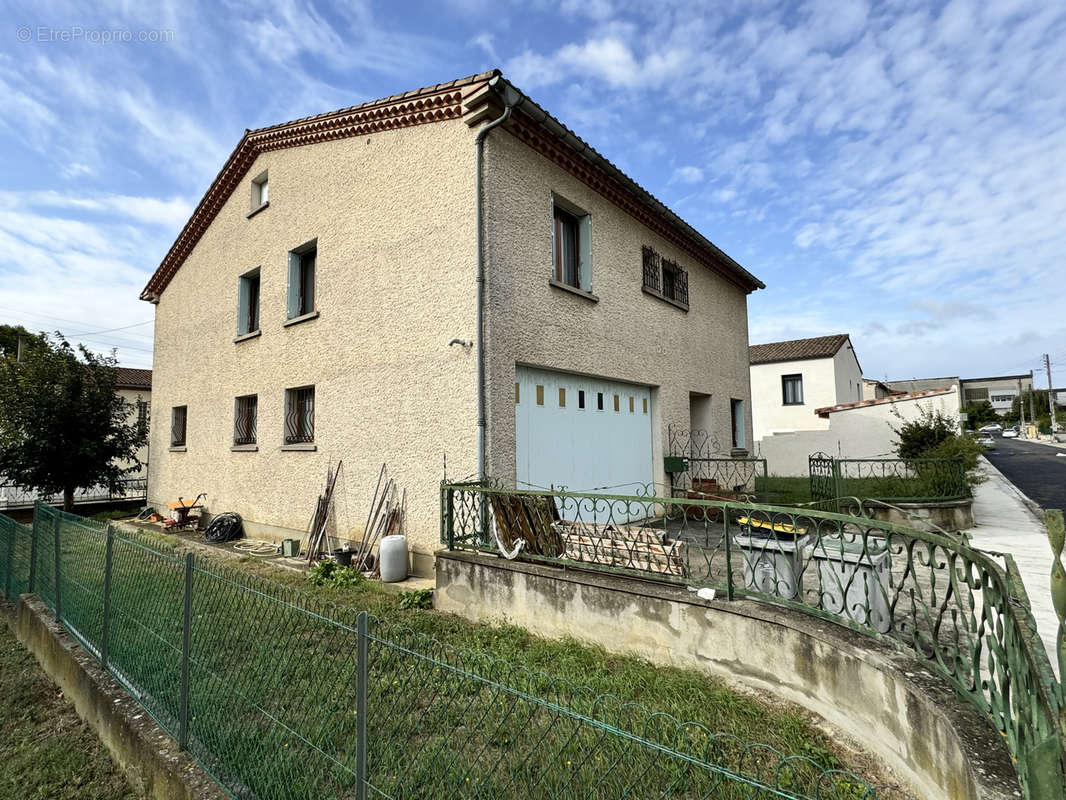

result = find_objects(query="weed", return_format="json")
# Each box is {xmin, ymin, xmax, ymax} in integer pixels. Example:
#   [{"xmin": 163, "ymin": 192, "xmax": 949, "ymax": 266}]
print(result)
[{"xmin": 398, "ymin": 587, "xmax": 433, "ymax": 610}]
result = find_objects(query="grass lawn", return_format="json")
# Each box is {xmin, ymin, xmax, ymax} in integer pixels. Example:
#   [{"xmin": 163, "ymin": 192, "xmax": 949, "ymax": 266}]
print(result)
[
  {"xmin": 0, "ymin": 621, "xmax": 138, "ymax": 800},
  {"xmin": 24, "ymin": 510, "xmax": 901, "ymax": 799}
]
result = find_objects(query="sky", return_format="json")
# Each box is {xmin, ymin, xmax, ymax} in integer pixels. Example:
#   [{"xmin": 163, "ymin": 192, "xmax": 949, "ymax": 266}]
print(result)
[{"xmin": 1, "ymin": 0, "xmax": 1064, "ymax": 385}]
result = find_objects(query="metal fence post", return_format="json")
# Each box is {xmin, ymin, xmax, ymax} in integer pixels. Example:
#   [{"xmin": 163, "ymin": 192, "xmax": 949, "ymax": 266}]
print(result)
[
  {"xmin": 356, "ymin": 610, "xmax": 369, "ymax": 800},
  {"xmin": 101, "ymin": 525, "xmax": 114, "ymax": 669},
  {"xmin": 445, "ymin": 487, "xmax": 455, "ymax": 549},
  {"xmin": 724, "ymin": 510, "xmax": 734, "ymax": 601},
  {"xmin": 178, "ymin": 551, "xmax": 194, "ymax": 751},
  {"xmin": 4, "ymin": 520, "xmax": 14, "ymax": 599},
  {"xmin": 53, "ymin": 512, "xmax": 62, "ymax": 621},
  {"xmin": 28, "ymin": 503, "xmax": 39, "ymax": 593}
]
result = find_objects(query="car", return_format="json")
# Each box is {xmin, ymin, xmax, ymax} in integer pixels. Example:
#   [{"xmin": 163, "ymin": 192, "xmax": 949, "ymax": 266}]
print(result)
[
  {"xmin": 977, "ymin": 435, "xmax": 996, "ymax": 448},
  {"xmin": 978, "ymin": 423, "xmax": 1003, "ymax": 432},
  {"xmin": 1002, "ymin": 428, "xmax": 1019, "ymax": 438}
]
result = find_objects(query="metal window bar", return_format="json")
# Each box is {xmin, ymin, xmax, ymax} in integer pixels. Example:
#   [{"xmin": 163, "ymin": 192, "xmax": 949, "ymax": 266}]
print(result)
[
  {"xmin": 171, "ymin": 406, "xmax": 187, "ymax": 447},
  {"xmin": 234, "ymin": 395, "xmax": 258, "ymax": 445},
  {"xmin": 661, "ymin": 258, "xmax": 689, "ymax": 306},
  {"xmin": 285, "ymin": 387, "xmax": 314, "ymax": 444},
  {"xmin": 641, "ymin": 245, "xmax": 660, "ymax": 292}
]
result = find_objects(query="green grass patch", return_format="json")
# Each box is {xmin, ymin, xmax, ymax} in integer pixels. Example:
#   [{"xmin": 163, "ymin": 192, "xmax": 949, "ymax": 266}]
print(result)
[
  {"xmin": 0, "ymin": 621, "xmax": 138, "ymax": 800},
  {"xmin": 754, "ymin": 475, "xmax": 812, "ymax": 505}
]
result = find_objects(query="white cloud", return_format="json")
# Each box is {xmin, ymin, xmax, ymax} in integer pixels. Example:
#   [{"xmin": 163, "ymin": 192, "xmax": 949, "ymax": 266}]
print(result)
[{"xmin": 671, "ymin": 166, "xmax": 703, "ymax": 184}]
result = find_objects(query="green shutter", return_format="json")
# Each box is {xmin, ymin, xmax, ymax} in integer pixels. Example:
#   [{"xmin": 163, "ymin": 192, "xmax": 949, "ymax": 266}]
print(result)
[
  {"xmin": 237, "ymin": 276, "xmax": 249, "ymax": 334},
  {"xmin": 286, "ymin": 254, "xmax": 299, "ymax": 319},
  {"xmin": 579, "ymin": 214, "xmax": 592, "ymax": 291}
]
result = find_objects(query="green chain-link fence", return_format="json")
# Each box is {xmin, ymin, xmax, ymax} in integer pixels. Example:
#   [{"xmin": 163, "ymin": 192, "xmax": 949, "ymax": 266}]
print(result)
[{"xmin": 0, "ymin": 504, "xmax": 894, "ymax": 800}]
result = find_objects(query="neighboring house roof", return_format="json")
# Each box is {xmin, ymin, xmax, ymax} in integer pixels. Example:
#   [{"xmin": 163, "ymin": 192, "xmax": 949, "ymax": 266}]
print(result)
[
  {"xmin": 814, "ymin": 386, "xmax": 954, "ymax": 418},
  {"xmin": 749, "ymin": 334, "xmax": 850, "ymax": 366},
  {"xmin": 115, "ymin": 367, "xmax": 152, "ymax": 390},
  {"xmin": 961, "ymin": 374, "xmax": 1034, "ymax": 383},
  {"xmin": 141, "ymin": 70, "xmax": 762, "ymax": 302}
]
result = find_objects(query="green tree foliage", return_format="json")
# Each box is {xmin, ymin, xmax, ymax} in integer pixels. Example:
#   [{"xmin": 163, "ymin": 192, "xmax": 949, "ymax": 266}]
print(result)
[
  {"xmin": 893, "ymin": 405, "xmax": 958, "ymax": 459},
  {"xmin": 0, "ymin": 335, "xmax": 147, "ymax": 511},
  {"xmin": 961, "ymin": 400, "xmax": 999, "ymax": 429},
  {"xmin": 0, "ymin": 324, "xmax": 44, "ymax": 360}
]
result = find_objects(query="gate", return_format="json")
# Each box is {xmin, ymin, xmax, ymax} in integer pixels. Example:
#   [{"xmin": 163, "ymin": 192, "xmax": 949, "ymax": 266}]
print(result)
[
  {"xmin": 666, "ymin": 425, "xmax": 766, "ymax": 496},
  {"xmin": 808, "ymin": 452, "xmax": 837, "ymax": 503}
]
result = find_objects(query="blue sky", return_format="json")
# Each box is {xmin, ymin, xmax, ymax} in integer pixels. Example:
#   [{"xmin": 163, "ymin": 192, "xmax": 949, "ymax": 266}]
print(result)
[{"xmin": 1, "ymin": 0, "xmax": 1064, "ymax": 386}]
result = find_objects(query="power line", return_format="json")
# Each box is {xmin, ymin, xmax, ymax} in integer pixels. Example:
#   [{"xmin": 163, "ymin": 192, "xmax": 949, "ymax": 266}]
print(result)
[
  {"xmin": 0, "ymin": 307, "xmax": 153, "ymax": 338},
  {"xmin": 66, "ymin": 320, "xmax": 153, "ymax": 337}
]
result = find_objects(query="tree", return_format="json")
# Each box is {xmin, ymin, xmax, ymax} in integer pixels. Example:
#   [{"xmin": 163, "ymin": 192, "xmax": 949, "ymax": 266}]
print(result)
[
  {"xmin": 1008, "ymin": 389, "xmax": 1064, "ymax": 423},
  {"xmin": 0, "ymin": 324, "xmax": 44, "ymax": 360},
  {"xmin": 892, "ymin": 405, "xmax": 958, "ymax": 459},
  {"xmin": 0, "ymin": 335, "xmax": 147, "ymax": 511},
  {"xmin": 961, "ymin": 400, "xmax": 999, "ymax": 430}
]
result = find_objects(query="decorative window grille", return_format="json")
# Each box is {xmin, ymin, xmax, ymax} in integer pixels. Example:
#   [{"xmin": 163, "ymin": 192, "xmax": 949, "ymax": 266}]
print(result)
[
  {"xmin": 642, "ymin": 246, "xmax": 660, "ymax": 293},
  {"xmin": 171, "ymin": 406, "xmax": 187, "ymax": 447},
  {"xmin": 234, "ymin": 395, "xmax": 258, "ymax": 445},
  {"xmin": 285, "ymin": 387, "xmax": 315, "ymax": 444},
  {"xmin": 661, "ymin": 258, "xmax": 689, "ymax": 306}
]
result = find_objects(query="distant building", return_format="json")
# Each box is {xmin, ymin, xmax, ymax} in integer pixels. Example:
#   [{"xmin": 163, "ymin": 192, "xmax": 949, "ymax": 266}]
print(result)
[
  {"xmin": 749, "ymin": 334, "xmax": 863, "ymax": 441},
  {"xmin": 959, "ymin": 374, "xmax": 1033, "ymax": 415},
  {"xmin": 861, "ymin": 378, "xmax": 896, "ymax": 401}
]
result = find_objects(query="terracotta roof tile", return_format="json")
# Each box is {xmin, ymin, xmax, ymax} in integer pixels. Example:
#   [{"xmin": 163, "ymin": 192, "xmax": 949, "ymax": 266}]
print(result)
[
  {"xmin": 814, "ymin": 386, "xmax": 954, "ymax": 417},
  {"xmin": 115, "ymin": 367, "xmax": 152, "ymax": 390},
  {"xmin": 749, "ymin": 334, "xmax": 850, "ymax": 365}
]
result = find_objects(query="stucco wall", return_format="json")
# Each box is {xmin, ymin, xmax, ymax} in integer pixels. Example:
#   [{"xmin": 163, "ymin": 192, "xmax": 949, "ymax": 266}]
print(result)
[
  {"xmin": 757, "ymin": 388, "xmax": 960, "ymax": 475},
  {"xmin": 750, "ymin": 357, "xmax": 835, "ymax": 440},
  {"xmin": 117, "ymin": 387, "xmax": 150, "ymax": 478},
  {"xmin": 481, "ymin": 129, "xmax": 755, "ymax": 491},
  {"xmin": 148, "ymin": 119, "xmax": 480, "ymax": 568},
  {"xmin": 832, "ymin": 342, "xmax": 864, "ymax": 405}
]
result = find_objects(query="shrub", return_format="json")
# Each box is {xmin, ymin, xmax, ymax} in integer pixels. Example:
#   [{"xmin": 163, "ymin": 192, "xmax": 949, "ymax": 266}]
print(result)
[{"xmin": 893, "ymin": 406, "xmax": 958, "ymax": 460}]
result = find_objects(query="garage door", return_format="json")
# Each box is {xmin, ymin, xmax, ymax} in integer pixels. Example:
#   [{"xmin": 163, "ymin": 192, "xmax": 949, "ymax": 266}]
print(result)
[{"xmin": 515, "ymin": 366, "xmax": 653, "ymax": 515}]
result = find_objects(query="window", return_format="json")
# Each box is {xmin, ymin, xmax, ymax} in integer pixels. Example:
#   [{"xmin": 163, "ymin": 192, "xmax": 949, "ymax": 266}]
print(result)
[
  {"xmin": 661, "ymin": 258, "xmax": 689, "ymax": 305},
  {"xmin": 558, "ymin": 387, "xmax": 566, "ymax": 407},
  {"xmin": 238, "ymin": 268, "xmax": 260, "ymax": 335},
  {"xmin": 251, "ymin": 171, "xmax": 268, "ymax": 210},
  {"xmin": 234, "ymin": 395, "xmax": 258, "ymax": 445},
  {"xmin": 284, "ymin": 387, "xmax": 315, "ymax": 444},
  {"xmin": 964, "ymin": 388, "xmax": 989, "ymax": 403},
  {"xmin": 642, "ymin": 245, "xmax": 689, "ymax": 309},
  {"xmin": 782, "ymin": 374, "xmax": 804, "ymax": 405},
  {"xmin": 552, "ymin": 199, "xmax": 591, "ymax": 291},
  {"xmin": 171, "ymin": 405, "xmax": 187, "ymax": 448},
  {"xmin": 136, "ymin": 400, "xmax": 150, "ymax": 437},
  {"xmin": 731, "ymin": 399, "xmax": 746, "ymax": 450},
  {"xmin": 597, "ymin": 392, "xmax": 604, "ymax": 411},
  {"xmin": 578, "ymin": 390, "xmax": 585, "ymax": 409},
  {"xmin": 287, "ymin": 242, "xmax": 316, "ymax": 319},
  {"xmin": 536, "ymin": 385, "xmax": 544, "ymax": 406}
]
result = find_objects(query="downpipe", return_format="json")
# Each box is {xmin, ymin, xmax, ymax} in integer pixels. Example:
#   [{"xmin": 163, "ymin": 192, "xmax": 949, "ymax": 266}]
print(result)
[{"xmin": 475, "ymin": 79, "xmax": 525, "ymax": 483}]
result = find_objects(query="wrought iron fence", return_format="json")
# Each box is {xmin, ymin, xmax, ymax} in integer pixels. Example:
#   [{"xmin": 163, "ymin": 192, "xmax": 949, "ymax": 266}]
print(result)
[
  {"xmin": 808, "ymin": 454, "xmax": 969, "ymax": 505},
  {"xmin": 441, "ymin": 481, "xmax": 1066, "ymax": 799},
  {"xmin": 0, "ymin": 477, "xmax": 147, "ymax": 510},
  {"xmin": 0, "ymin": 505, "xmax": 898, "ymax": 800},
  {"xmin": 667, "ymin": 425, "xmax": 768, "ymax": 496}
]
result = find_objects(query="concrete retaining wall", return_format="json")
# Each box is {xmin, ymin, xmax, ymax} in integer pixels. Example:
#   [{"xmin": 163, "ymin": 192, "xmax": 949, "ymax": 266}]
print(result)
[
  {"xmin": 5, "ymin": 597, "xmax": 227, "ymax": 800},
  {"xmin": 860, "ymin": 499, "xmax": 975, "ymax": 533},
  {"xmin": 435, "ymin": 550, "xmax": 1019, "ymax": 800}
]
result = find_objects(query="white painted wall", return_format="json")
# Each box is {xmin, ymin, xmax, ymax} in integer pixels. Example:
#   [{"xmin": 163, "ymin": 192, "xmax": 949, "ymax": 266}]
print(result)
[
  {"xmin": 757, "ymin": 388, "xmax": 959, "ymax": 476},
  {"xmin": 750, "ymin": 357, "xmax": 834, "ymax": 440}
]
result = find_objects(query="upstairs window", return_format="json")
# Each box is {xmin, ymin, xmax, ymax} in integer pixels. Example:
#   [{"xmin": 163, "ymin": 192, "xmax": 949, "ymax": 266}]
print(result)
[
  {"xmin": 642, "ymin": 246, "xmax": 689, "ymax": 310},
  {"xmin": 251, "ymin": 171, "xmax": 269, "ymax": 211},
  {"xmin": 171, "ymin": 405, "xmax": 187, "ymax": 448},
  {"xmin": 782, "ymin": 374, "xmax": 804, "ymax": 405},
  {"xmin": 287, "ymin": 242, "xmax": 317, "ymax": 319},
  {"xmin": 284, "ymin": 386, "xmax": 315, "ymax": 444},
  {"xmin": 234, "ymin": 394, "xmax": 258, "ymax": 445},
  {"xmin": 552, "ymin": 197, "xmax": 591, "ymax": 292},
  {"xmin": 136, "ymin": 400, "xmax": 150, "ymax": 437},
  {"xmin": 238, "ymin": 268, "xmax": 260, "ymax": 335},
  {"xmin": 661, "ymin": 258, "xmax": 689, "ymax": 306}
]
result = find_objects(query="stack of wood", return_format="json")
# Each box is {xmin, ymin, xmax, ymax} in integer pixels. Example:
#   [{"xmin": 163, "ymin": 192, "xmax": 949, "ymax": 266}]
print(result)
[
  {"xmin": 353, "ymin": 464, "xmax": 405, "ymax": 573},
  {"xmin": 305, "ymin": 462, "xmax": 341, "ymax": 562}
]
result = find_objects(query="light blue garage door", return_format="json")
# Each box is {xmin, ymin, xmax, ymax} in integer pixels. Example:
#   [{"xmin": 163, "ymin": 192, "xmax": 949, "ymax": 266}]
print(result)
[{"xmin": 515, "ymin": 366, "xmax": 654, "ymax": 505}]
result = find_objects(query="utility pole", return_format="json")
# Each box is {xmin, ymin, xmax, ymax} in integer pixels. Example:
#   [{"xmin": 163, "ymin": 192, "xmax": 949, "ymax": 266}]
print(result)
[
  {"xmin": 1018, "ymin": 376, "xmax": 1026, "ymax": 431},
  {"xmin": 1030, "ymin": 370, "xmax": 1036, "ymax": 424},
  {"xmin": 16, "ymin": 334, "xmax": 24, "ymax": 363},
  {"xmin": 1045, "ymin": 354, "xmax": 1058, "ymax": 434}
]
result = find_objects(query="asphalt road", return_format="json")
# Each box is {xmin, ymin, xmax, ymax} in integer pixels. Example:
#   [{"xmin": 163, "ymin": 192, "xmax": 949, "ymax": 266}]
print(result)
[{"xmin": 983, "ymin": 438, "xmax": 1066, "ymax": 511}]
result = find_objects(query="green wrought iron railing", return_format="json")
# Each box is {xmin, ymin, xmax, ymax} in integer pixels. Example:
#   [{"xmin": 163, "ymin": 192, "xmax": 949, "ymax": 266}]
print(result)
[
  {"xmin": 809, "ymin": 454, "xmax": 970, "ymax": 505},
  {"xmin": 440, "ymin": 481, "xmax": 1066, "ymax": 799},
  {"xmin": 0, "ymin": 505, "xmax": 897, "ymax": 800}
]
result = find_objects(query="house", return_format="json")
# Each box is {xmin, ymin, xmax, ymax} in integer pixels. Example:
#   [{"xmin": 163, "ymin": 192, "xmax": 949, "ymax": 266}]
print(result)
[
  {"xmin": 861, "ymin": 378, "xmax": 897, "ymax": 401},
  {"xmin": 115, "ymin": 367, "xmax": 151, "ymax": 478},
  {"xmin": 748, "ymin": 334, "xmax": 863, "ymax": 442},
  {"xmin": 758, "ymin": 386, "xmax": 960, "ymax": 475},
  {"xmin": 885, "ymin": 373, "xmax": 1033, "ymax": 418},
  {"xmin": 140, "ymin": 71, "xmax": 764, "ymax": 575}
]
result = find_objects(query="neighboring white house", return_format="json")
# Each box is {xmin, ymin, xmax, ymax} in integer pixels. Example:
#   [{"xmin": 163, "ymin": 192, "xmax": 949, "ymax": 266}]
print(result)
[
  {"xmin": 757, "ymin": 387, "xmax": 960, "ymax": 475},
  {"xmin": 749, "ymin": 334, "xmax": 863, "ymax": 442}
]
